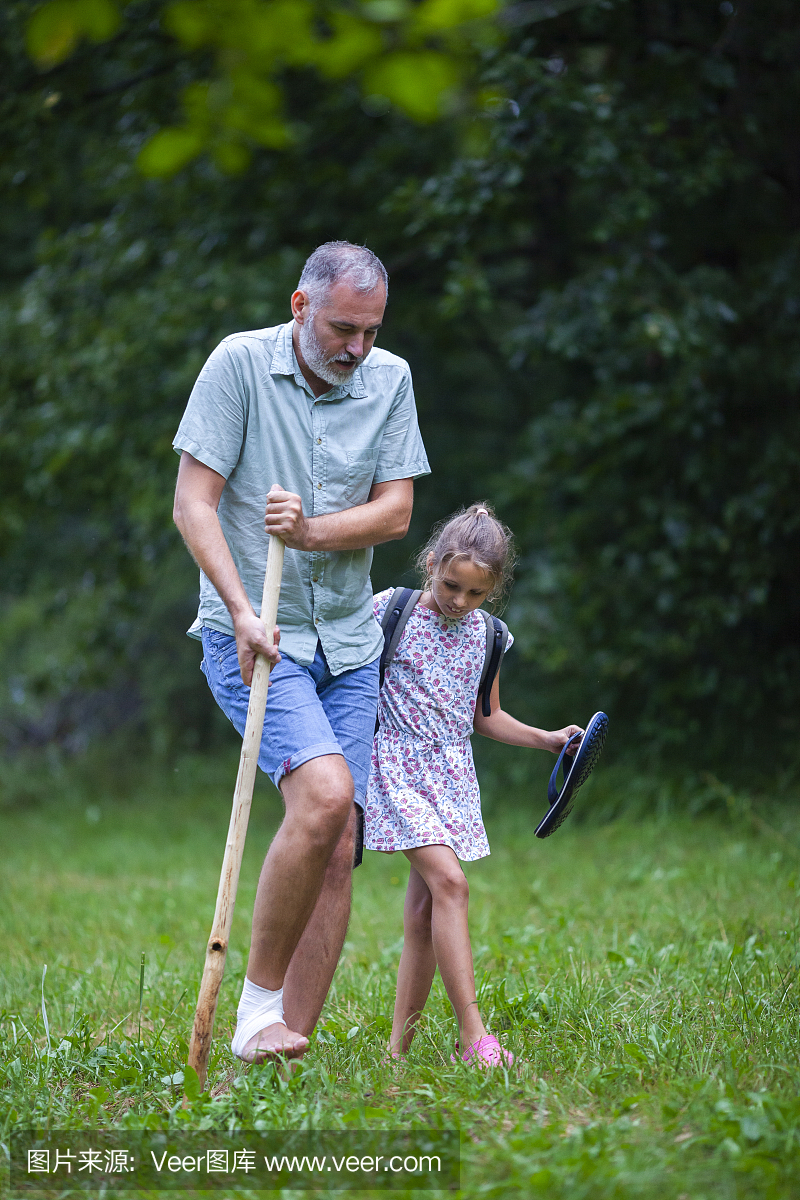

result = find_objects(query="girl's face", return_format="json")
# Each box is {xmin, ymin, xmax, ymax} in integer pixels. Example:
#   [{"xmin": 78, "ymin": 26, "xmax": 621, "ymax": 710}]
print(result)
[{"xmin": 426, "ymin": 554, "xmax": 494, "ymax": 620}]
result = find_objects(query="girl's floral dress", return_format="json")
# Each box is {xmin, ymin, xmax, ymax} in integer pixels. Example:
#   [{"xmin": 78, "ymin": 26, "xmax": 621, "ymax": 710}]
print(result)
[{"xmin": 364, "ymin": 588, "xmax": 513, "ymax": 862}]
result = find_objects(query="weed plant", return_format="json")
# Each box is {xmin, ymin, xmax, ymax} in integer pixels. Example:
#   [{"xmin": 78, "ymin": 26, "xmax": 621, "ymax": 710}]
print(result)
[{"xmin": 1, "ymin": 752, "xmax": 799, "ymax": 1197}]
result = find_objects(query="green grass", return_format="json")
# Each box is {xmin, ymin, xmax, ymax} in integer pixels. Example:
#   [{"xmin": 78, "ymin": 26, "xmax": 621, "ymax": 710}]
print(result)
[{"xmin": 2, "ymin": 753, "xmax": 800, "ymax": 1198}]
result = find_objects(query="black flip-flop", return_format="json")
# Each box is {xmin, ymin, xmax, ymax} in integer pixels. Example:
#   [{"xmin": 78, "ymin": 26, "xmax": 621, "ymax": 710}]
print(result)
[{"xmin": 535, "ymin": 711, "xmax": 609, "ymax": 838}]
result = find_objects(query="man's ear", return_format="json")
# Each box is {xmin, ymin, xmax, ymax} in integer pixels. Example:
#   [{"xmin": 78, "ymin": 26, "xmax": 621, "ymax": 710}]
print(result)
[{"xmin": 291, "ymin": 289, "xmax": 310, "ymax": 324}]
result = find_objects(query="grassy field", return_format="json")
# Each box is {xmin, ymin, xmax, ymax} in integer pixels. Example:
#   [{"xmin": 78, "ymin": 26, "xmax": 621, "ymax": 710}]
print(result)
[{"xmin": 1, "ymin": 752, "xmax": 800, "ymax": 1198}]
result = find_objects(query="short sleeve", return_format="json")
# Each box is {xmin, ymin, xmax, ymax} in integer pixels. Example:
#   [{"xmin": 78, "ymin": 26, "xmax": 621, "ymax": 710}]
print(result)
[
  {"xmin": 373, "ymin": 588, "xmax": 394, "ymax": 623},
  {"xmin": 373, "ymin": 371, "xmax": 430, "ymax": 484},
  {"xmin": 173, "ymin": 341, "xmax": 248, "ymax": 479}
]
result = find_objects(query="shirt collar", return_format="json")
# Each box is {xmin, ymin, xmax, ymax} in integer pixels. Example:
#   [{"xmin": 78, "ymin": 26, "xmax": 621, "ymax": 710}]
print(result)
[
  {"xmin": 270, "ymin": 320, "xmax": 297, "ymax": 377},
  {"xmin": 270, "ymin": 320, "xmax": 368, "ymax": 400}
]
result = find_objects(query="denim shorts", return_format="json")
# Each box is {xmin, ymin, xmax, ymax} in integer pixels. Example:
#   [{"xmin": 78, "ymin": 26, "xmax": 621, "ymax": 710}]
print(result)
[{"xmin": 200, "ymin": 628, "xmax": 380, "ymax": 809}]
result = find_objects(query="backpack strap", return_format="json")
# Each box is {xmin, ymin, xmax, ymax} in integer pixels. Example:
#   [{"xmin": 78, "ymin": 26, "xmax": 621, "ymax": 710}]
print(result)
[
  {"xmin": 379, "ymin": 587, "xmax": 422, "ymax": 688},
  {"xmin": 477, "ymin": 611, "xmax": 509, "ymax": 718}
]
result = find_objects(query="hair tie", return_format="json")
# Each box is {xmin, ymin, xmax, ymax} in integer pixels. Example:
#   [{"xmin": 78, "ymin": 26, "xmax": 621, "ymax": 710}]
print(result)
[{"xmin": 475, "ymin": 508, "xmax": 489, "ymax": 517}]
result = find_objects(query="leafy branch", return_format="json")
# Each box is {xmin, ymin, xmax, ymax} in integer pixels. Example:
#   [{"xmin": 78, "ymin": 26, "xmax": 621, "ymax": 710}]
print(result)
[{"xmin": 26, "ymin": 0, "xmax": 505, "ymax": 174}]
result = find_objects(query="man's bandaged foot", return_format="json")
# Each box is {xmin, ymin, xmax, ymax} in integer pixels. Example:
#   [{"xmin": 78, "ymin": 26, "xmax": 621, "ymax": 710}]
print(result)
[{"xmin": 231, "ymin": 977, "xmax": 308, "ymax": 1062}]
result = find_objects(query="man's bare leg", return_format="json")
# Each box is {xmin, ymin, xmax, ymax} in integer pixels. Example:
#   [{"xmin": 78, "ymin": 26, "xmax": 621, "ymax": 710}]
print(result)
[
  {"xmin": 238, "ymin": 753, "xmax": 354, "ymax": 1061},
  {"xmin": 282, "ymin": 804, "xmax": 355, "ymax": 1036}
]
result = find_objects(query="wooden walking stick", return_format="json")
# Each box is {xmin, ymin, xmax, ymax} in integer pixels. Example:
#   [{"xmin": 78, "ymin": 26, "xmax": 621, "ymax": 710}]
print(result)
[{"xmin": 186, "ymin": 534, "xmax": 285, "ymax": 1092}]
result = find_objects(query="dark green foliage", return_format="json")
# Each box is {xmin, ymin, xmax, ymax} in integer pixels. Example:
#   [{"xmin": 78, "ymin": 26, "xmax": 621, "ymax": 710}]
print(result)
[
  {"xmin": 387, "ymin": 1, "xmax": 800, "ymax": 755},
  {"xmin": 25, "ymin": 0, "xmax": 501, "ymax": 172},
  {"xmin": 1, "ymin": 0, "xmax": 798, "ymax": 763}
]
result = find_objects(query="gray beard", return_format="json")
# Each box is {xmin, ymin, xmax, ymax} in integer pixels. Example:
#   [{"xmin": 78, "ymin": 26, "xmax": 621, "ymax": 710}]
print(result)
[{"xmin": 298, "ymin": 315, "xmax": 364, "ymax": 387}]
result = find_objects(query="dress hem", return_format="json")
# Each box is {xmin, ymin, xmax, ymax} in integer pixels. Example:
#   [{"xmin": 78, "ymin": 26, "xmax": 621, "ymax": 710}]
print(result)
[{"xmin": 364, "ymin": 839, "xmax": 490, "ymax": 863}]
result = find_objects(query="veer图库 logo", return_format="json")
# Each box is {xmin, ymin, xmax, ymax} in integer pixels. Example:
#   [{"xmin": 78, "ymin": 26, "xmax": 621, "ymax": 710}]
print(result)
[{"xmin": 11, "ymin": 1129, "xmax": 459, "ymax": 1191}]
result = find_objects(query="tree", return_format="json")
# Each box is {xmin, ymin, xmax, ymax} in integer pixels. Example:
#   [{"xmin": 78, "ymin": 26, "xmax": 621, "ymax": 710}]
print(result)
[
  {"xmin": 1, "ymin": 0, "xmax": 463, "ymax": 752},
  {"xmin": 390, "ymin": 0, "xmax": 800, "ymax": 757},
  {"xmin": 2, "ymin": 0, "xmax": 798, "ymax": 767},
  {"xmin": 24, "ymin": 0, "xmax": 501, "ymax": 173}
]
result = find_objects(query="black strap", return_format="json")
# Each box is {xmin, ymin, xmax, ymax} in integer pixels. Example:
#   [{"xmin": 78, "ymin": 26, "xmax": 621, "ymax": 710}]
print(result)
[
  {"xmin": 477, "ymin": 612, "xmax": 508, "ymax": 718},
  {"xmin": 378, "ymin": 592, "xmax": 508, "ymax": 721},
  {"xmin": 353, "ymin": 805, "xmax": 364, "ymax": 870},
  {"xmin": 547, "ymin": 731, "xmax": 583, "ymax": 805},
  {"xmin": 379, "ymin": 587, "xmax": 422, "ymax": 687}
]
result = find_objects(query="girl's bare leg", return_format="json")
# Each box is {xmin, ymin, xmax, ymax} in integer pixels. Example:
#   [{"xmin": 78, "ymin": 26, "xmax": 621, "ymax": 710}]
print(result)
[
  {"xmin": 390, "ymin": 866, "xmax": 437, "ymax": 1054},
  {"xmin": 404, "ymin": 844, "xmax": 487, "ymax": 1050}
]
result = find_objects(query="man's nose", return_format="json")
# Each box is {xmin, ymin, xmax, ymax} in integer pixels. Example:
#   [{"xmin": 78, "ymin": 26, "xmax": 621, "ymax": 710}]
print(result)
[{"xmin": 346, "ymin": 334, "xmax": 365, "ymax": 358}]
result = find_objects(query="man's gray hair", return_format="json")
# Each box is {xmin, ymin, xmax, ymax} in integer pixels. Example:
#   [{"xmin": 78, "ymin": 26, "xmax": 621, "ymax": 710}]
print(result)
[{"xmin": 297, "ymin": 241, "xmax": 388, "ymax": 307}]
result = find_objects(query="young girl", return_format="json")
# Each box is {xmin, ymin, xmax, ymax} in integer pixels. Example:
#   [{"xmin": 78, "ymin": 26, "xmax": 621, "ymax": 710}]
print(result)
[{"xmin": 364, "ymin": 504, "xmax": 582, "ymax": 1068}]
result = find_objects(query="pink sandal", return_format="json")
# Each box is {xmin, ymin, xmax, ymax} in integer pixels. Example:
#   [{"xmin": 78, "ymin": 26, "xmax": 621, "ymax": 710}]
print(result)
[{"xmin": 451, "ymin": 1035, "xmax": 515, "ymax": 1068}]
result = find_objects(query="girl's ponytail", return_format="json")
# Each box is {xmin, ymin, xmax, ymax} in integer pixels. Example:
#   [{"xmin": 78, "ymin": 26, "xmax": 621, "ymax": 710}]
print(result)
[{"xmin": 415, "ymin": 502, "xmax": 516, "ymax": 611}]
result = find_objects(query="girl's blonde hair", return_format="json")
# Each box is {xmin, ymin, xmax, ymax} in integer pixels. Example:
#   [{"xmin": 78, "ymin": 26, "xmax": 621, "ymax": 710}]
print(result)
[{"xmin": 415, "ymin": 502, "xmax": 516, "ymax": 612}]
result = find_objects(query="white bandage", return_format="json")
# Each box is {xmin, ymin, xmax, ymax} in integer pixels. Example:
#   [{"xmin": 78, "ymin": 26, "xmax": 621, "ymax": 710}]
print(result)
[{"xmin": 230, "ymin": 976, "xmax": 285, "ymax": 1059}]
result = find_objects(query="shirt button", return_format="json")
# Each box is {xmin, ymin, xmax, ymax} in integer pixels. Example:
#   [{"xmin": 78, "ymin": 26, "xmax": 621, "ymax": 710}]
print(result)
[
  {"xmin": 317, "ymin": 482, "xmax": 322, "ymax": 489},
  {"xmin": 312, "ymin": 576, "xmax": 318, "ymax": 582},
  {"xmin": 316, "ymin": 438, "xmax": 322, "ymax": 444}
]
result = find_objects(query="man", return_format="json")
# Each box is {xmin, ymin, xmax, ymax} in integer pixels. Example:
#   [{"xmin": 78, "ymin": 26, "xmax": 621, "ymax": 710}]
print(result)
[{"xmin": 173, "ymin": 242, "xmax": 429, "ymax": 1063}]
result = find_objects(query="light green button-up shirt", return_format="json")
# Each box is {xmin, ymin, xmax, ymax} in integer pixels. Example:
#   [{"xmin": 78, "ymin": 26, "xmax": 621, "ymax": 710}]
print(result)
[{"xmin": 173, "ymin": 320, "xmax": 430, "ymax": 674}]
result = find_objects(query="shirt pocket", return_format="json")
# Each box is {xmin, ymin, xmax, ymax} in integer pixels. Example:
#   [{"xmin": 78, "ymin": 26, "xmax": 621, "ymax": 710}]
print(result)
[{"xmin": 345, "ymin": 446, "xmax": 380, "ymax": 504}]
